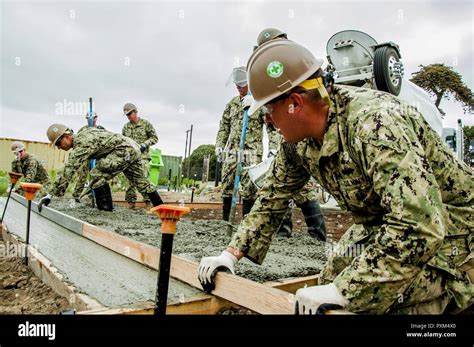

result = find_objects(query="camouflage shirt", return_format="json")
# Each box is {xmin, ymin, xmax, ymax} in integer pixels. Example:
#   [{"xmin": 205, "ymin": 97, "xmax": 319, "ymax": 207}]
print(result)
[
  {"xmin": 11, "ymin": 153, "xmax": 49, "ymax": 185},
  {"xmin": 78, "ymin": 124, "xmax": 106, "ymax": 133},
  {"xmin": 50, "ymin": 128, "xmax": 141, "ymax": 196},
  {"xmin": 229, "ymin": 85, "xmax": 473, "ymax": 313},
  {"xmin": 216, "ymin": 95, "xmax": 279, "ymax": 166},
  {"xmin": 122, "ymin": 118, "xmax": 158, "ymax": 160}
]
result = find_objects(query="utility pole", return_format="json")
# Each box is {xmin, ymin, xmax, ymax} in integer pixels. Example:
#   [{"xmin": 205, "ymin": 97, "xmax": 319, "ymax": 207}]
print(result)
[
  {"xmin": 202, "ymin": 154, "xmax": 210, "ymax": 184},
  {"xmin": 184, "ymin": 129, "xmax": 190, "ymax": 180},
  {"xmin": 184, "ymin": 130, "xmax": 189, "ymax": 160},
  {"xmin": 187, "ymin": 124, "xmax": 193, "ymax": 178}
]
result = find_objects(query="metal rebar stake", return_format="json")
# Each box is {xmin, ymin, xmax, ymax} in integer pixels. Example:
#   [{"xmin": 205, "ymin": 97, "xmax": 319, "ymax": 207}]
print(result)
[
  {"xmin": 0, "ymin": 184, "xmax": 14, "ymax": 223},
  {"xmin": 151, "ymin": 205, "xmax": 190, "ymax": 315},
  {"xmin": 155, "ymin": 233, "xmax": 174, "ymax": 315},
  {"xmin": 25, "ymin": 200, "xmax": 32, "ymax": 265}
]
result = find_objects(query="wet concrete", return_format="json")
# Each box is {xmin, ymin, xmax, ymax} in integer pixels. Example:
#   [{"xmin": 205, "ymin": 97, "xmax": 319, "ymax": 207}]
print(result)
[
  {"xmin": 0, "ymin": 198, "xmax": 201, "ymax": 307},
  {"xmin": 50, "ymin": 199, "xmax": 329, "ymax": 283}
]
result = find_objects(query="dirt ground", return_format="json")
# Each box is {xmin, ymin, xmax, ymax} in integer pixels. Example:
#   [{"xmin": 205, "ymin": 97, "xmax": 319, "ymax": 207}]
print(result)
[
  {"xmin": 51, "ymin": 198, "xmax": 353, "ymax": 283},
  {"xmin": 0, "ymin": 236, "xmax": 71, "ymax": 314}
]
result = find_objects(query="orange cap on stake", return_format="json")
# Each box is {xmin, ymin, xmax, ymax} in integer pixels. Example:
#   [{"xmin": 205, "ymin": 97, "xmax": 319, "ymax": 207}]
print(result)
[
  {"xmin": 151, "ymin": 205, "xmax": 190, "ymax": 234},
  {"xmin": 8, "ymin": 172, "xmax": 23, "ymax": 185},
  {"xmin": 20, "ymin": 183, "xmax": 43, "ymax": 201}
]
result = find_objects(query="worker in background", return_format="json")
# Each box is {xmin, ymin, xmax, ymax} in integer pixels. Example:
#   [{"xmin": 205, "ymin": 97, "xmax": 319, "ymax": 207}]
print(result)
[
  {"xmin": 11, "ymin": 141, "xmax": 49, "ymax": 197},
  {"xmin": 215, "ymin": 66, "xmax": 279, "ymax": 221},
  {"xmin": 39, "ymin": 124, "xmax": 163, "ymax": 212},
  {"xmin": 72, "ymin": 112, "xmax": 106, "ymax": 202},
  {"xmin": 255, "ymin": 28, "xmax": 326, "ymax": 240},
  {"xmin": 199, "ymin": 40, "xmax": 473, "ymax": 314},
  {"xmin": 122, "ymin": 103, "xmax": 158, "ymax": 209}
]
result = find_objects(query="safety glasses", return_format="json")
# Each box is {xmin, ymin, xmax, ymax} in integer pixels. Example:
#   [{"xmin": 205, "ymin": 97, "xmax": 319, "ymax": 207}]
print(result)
[{"xmin": 263, "ymin": 91, "xmax": 307, "ymax": 116}]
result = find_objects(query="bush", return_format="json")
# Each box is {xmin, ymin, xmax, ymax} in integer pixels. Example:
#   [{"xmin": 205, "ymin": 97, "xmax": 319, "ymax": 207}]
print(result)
[
  {"xmin": 0, "ymin": 176, "xmax": 8, "ymax": 197},
  {"xmin": 158, "ymin": 177, "xmax": 169, "ymax": 186}
]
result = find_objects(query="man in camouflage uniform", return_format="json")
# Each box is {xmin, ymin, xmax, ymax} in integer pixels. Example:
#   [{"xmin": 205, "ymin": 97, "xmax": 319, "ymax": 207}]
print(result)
[
  {"xmin": 215, "ymin": 66, "xmax": 279, "ymax": 221},
  {"xmin": 122, "ymin": 103, "xmax": 158, "ymax": 208},
  {"xmin": 38, "ymin": 124, "xmax": 163, "ymax": 211},
  {"xmin": 10, "ymin": 141, "xmax": 49, "ymax": 197},
  {"xmin": 72, "ymin": 112, "xmax": 106, "ymax": 202},
  {"xmin": 199, "ymin": 40, "xmax": 473, "ymax": 314},
  {"xmin": 254, "ymin": 28, "xmax": 327, "ymax": 240}
]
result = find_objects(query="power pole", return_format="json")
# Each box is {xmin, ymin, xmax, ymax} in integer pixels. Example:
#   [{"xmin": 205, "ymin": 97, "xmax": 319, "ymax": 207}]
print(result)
[
  {"xmin": 187, "ymin": 124, "xmax": 193, "ymax": 178},
  {"xmin": 184, "ymin": 130, "xmax": 189, "ymax": 160},
  {"xmin": 184, "ymin": 129, "xmax": 190, "ymax": 179},
  {"xmin": 202, "ymin": 154, "xmax": 210, "ymax": 184}
]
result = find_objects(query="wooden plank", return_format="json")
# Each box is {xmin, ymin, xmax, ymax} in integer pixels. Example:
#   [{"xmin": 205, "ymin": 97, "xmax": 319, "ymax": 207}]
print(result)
[
  {"xmin": 79, "ymin": 295, "xmax": 234, "ymax": 315},
  {"xmin": 266, "ymin": 275, "xmax": 320, "ymax": 294},
  {"xmin": 113, "ymin": 201, "xmax": 241, "ymax": 210},
  {"xmin": 9, "ymin": 194, "xmax": 310, "ymax": 314},
  {"xmin": 83, "ymin": 223, "xmax": 294, "ymax": 314},
  {"xmin": 169, "ymin": 255, "xmax": 294, "ymax": 314}
]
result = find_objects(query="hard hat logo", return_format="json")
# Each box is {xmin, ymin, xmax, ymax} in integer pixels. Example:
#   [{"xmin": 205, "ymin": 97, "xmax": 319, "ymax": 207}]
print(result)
[
  {"xmin": 264, "ymin": 32, "xmax": 271, "ymax": 38},
  {"xmin": 52, "ymin": 127, "xmax": 58, "ymax": 132},
  {"xmin": 267, "ymin": 61, "xmax": 284, "ymax": 78}
]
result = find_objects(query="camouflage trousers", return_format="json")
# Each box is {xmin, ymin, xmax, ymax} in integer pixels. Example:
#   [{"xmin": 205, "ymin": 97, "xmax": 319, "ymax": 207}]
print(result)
[
  {"xmin": 88, "ymin": 149, "xmax": 155, "ymax": 199},
  {"xmin": 221, "ymin": 151, "xmax": 258, "ymax": 199},
  {"xmin": 125, "ymin": 158, "xmax": 151, "ymax": 204},
  {"xmin": 280, "ymin": 180, "xmax": 319, "ymax": 225},
  {"xmin": 72, "ymin": 163, "xmax": 90, "ymax": 199},
  {"xmin": 319, "ymin": 224, "xmax": 473, "ymax": 314},
  {"xmin": 291, "ymin": 180, "xmax": 319, "ymax": 206}
]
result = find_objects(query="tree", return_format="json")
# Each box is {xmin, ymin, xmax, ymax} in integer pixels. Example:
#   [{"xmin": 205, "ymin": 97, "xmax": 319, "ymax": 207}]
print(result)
[
  {"xmin": 410, "ymin": 64, "xmax": 473, "ymax": 117},
  {"xmin": 463, "ymin": 125, "xmax": 474, "ymax": 166},
  {"xmin": 182, "ymin": 144, "xmax": 217, "ymax": 180}
]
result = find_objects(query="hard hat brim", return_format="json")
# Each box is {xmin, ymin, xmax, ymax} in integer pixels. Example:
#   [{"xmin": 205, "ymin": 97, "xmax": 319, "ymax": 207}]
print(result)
[{"xmin": 248, "ymin": 100, "xmax": 262, "ymax": 115}]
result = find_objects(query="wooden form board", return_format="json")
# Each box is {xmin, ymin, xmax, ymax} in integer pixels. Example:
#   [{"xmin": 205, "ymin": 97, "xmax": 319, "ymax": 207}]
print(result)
[
  {"xmin": 11, "ymin": 194, "xmax": 296, "ymax": 314},
  {"xmin": 10, "ymin": 194, "xmax": 350, "ymax": 315},
  {"xmin": 79, "ymin": 295, "xmax": 236, "ymax": 315}
]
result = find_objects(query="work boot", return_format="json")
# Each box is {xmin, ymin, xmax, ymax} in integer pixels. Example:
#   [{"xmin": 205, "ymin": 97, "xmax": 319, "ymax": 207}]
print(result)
[
  {"xmin": 222, "ymin": 196, "xmax": 232, "ymax": 221},
  {"xmin": 242, "ymin": 199, "xmax": 255, "ymax": 217},
  {"xmin": 147, "ymin": 191, "xmax": 164, "ymax": 207},
  {"xmin": 277, "ymin": 212, "xmax": 293, "ymax": 238},
  {"xmin": 300, "ymin": 200, "xmax": 326, "ymax": 241},
  {"xmin": 93, "ymin": 183, "xmax": 114, "ymax": 212}
]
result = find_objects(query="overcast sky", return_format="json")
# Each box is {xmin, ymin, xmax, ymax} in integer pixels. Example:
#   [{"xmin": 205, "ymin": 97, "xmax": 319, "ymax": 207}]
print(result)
[{"xmin": 1, "ymin": 0, "xmax": 472, "ymax": 156}]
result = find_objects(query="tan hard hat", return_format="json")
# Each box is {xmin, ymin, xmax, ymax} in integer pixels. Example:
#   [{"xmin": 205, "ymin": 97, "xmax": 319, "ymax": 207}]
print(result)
[
  {"xmin": 257, "ymin": 28, "xmax": 287, "ymax": 46},
  {"xmin": 11, "ymin": 141, "xmax": 25, "ymax": 153},
  {"xmin": 123, "ymin": 103, "xmax": 137, "ymax": 116},
  {"xmin": 47, "ymin": 124, "xmax": 70, "ymax": 145},
  {"xmin": 247, "ymin": 40, "xmax": 324, "ymax": 115}
]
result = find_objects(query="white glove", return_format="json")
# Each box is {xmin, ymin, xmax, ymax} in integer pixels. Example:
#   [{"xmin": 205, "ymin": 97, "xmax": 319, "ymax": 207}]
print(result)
[
  {"xmin": 294, "ymin": 283, "xmax": 348, "ymax": 315},
  {"xmin": 215, "ymin": 147, "xmax": 223, "ymax": 156},
  {"xmin": 198, "ymin": 251, "xmax": 238, "ymax": 288},
  {"xmin": 242, "ymin": 94, "xmax": 253, "ymax": 109},
  {"xmin": 267, "ymin": 149, "xmax": 278, "ymax": 158}
]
